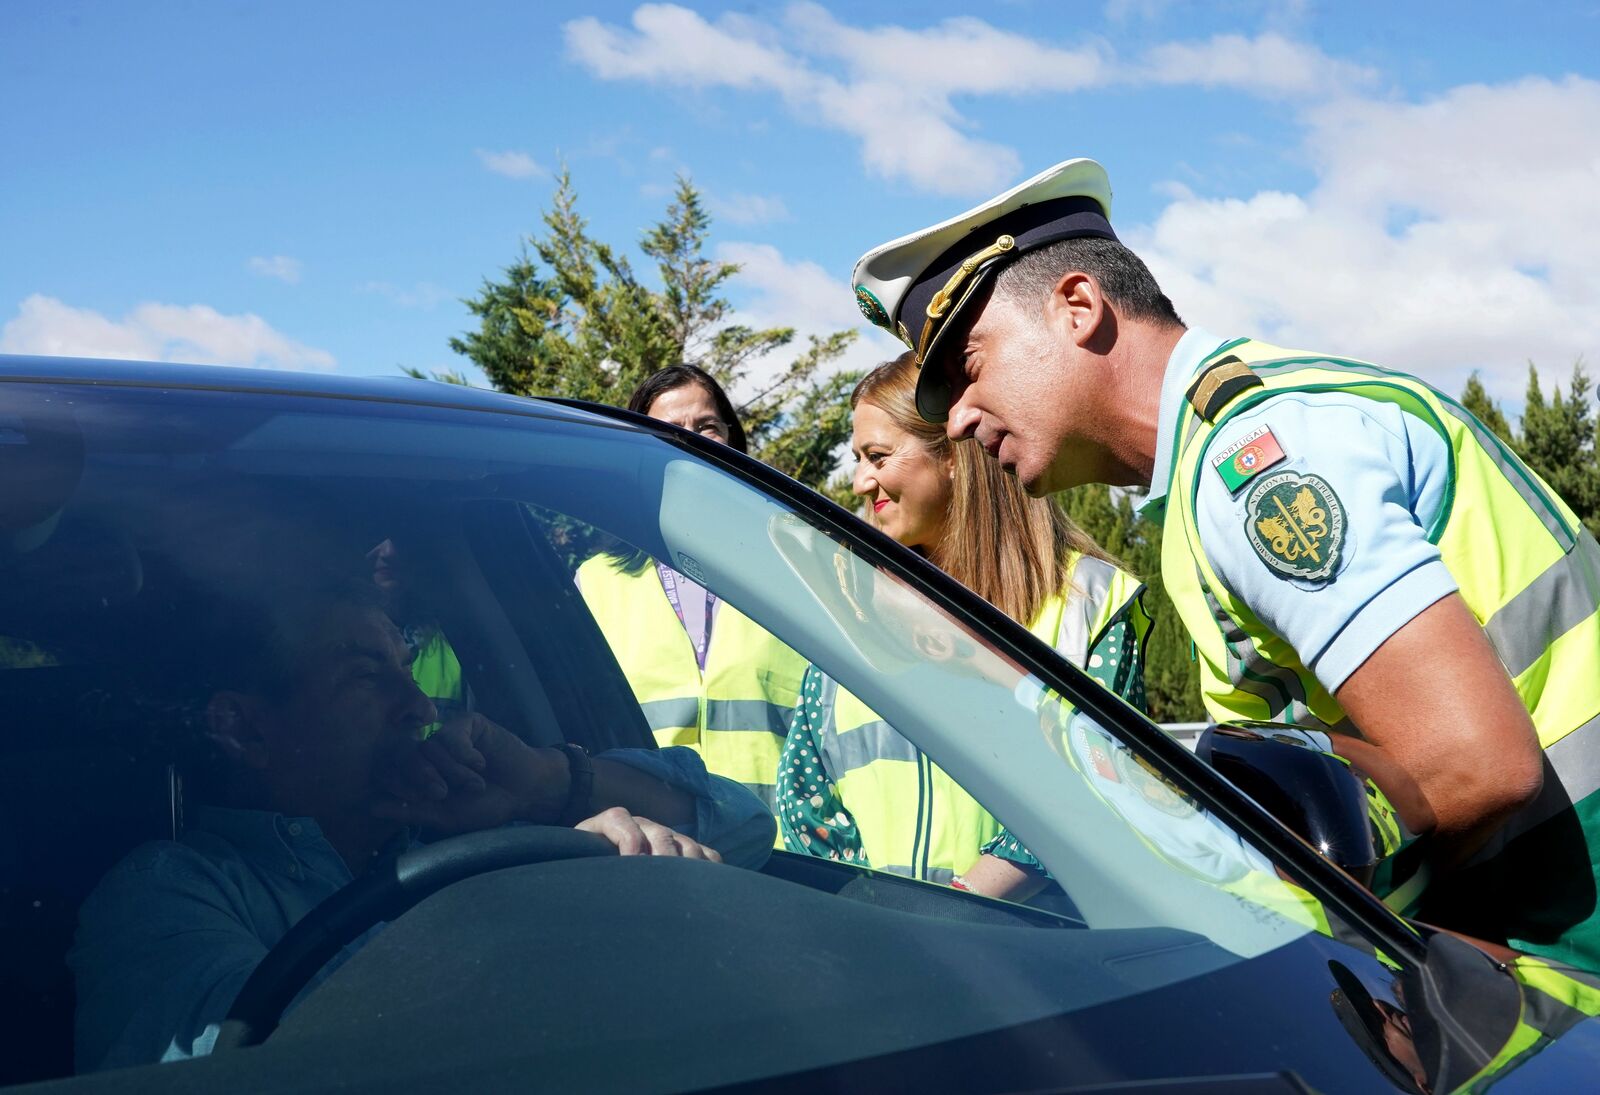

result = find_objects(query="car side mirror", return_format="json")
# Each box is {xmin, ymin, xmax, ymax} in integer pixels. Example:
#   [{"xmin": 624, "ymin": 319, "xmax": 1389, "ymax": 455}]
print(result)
[{"xmin": 1195, "ymin": 723, "xmax": 1381, "ymax": 886}]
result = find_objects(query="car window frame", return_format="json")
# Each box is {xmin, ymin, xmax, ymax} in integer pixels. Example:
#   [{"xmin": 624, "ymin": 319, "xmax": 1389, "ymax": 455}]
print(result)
[
  {"xmin": 0, "ymin": 363, "xmax": 1426, "ymax": 965},
  {"xmin": 547, "ymin": 396, "xmax": 1430, "ymax": 970}
]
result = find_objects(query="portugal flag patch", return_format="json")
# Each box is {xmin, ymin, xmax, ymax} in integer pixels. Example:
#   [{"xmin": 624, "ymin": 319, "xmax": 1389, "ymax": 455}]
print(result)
[{"xmin": 1211, "ymin": 425, "xmax": 1286, "ymax": 493}]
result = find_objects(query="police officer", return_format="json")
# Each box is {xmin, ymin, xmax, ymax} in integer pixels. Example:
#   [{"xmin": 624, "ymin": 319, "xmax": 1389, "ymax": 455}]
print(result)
[{"xmin": 849, "ymin": 157, "xmax": 1600, "ymax": 972}]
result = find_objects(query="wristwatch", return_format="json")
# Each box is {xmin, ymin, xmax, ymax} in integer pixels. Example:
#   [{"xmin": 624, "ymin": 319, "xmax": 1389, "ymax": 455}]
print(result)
[{"xmin": 554, "ymin": 743, "xmax": 595, "ymax": 826}]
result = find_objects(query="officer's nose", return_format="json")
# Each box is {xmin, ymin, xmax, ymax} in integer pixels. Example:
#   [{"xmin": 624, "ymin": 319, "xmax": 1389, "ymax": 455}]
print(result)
[{"xmin": 947, "ymin": 403, "xmax": 981, "ymax": 442}]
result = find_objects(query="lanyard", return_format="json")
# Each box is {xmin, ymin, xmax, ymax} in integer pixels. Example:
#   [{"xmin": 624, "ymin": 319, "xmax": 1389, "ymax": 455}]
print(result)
[{"xmin": 657, "ymin": 562, "xmax": 718, "ymax": 672}]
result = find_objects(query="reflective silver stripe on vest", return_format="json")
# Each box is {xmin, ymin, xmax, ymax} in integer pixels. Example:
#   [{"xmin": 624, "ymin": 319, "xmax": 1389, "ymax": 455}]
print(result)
[
  {"xmin": 1245, "ymin": 358, "xmax": 1577, "ymax": 551},
  {"xmin": 874, "ymin": 863, "xmax": 957, "ymax": 886},
  {"xmin": 742, "ymin": 781, "xmax": 777, "ymax": 810},
  {"xmin": 1180, "ymin": 408, "xmax": 1206, "ymax": 462},
  {"xmin": 1201, "ymin": 578, "xmax": 1323, "ymax": 727},
  {"xmin": 814, "ymin": 677, "xmax": 919, "ymax": 775},
  {"xmin": 1483, "ymin": 531, "xmax": 1600, "ymax": 679},
  {"xmin": 1466, "ymin": 709, "xmax": 1600, "ymax": 867},
  {"xmin": 1060, "ymin": 555, "xmax": 1117, "ymax": 667},
  {"xmin": 704, "ymin": 698, "xmax": 795, "ymax": 735},
  {"xmin": 638, "ymin": 697, "xmax": 793, "ymax": 736},
  {"xmin": 639, "ymin": 697, "xmax": 700, "ymax": 733}
]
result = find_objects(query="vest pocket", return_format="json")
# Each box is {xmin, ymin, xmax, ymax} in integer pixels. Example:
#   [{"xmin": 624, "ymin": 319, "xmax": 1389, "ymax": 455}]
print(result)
[{"xmin": 756, "ymin": 667, "xmax": 804, "ymax": 710}]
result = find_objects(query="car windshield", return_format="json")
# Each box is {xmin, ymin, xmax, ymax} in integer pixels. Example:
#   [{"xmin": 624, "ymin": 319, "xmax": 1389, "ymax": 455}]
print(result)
[{"xmin": 0, "ymin": 376, "xmax": 1353, "ymax": 1087}]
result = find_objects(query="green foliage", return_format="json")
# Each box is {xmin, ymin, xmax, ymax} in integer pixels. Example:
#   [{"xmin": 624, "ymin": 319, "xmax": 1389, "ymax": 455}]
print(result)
[
  {"xmin": 1460, "ymin": 371, "xmax": 1513, "ymax": 444},
  {"xmin": 1462, "ymin": 361, "xmax": 1600, "ymax": 539},
  {"xmin": 1517, "ymin": 361, "xmax": 1600, "ymax": 537},
  {"xmin": 401, "ymin": 365, "xmax": 473, "ymax": 387},
  {"xmin": 449, "ymin": 169, "xmax": 861, "ymax": 493},
  {"xmin": 1059, "ymin": 486, "xmax": 1206, "ymax": 722}
]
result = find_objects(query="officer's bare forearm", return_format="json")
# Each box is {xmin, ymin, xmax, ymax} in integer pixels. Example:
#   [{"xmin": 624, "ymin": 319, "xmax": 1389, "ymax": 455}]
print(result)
[
  {"xmin": 1323, "ymin": 732, "xmax": 1436, "ymax": 836},
  {"xmin": 1336, "ymin": 593, "xmax": 1543, "ymax": 867}
]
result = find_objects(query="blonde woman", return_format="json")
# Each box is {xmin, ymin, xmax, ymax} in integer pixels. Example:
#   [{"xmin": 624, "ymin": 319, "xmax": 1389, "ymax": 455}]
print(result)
[{"xmin": 777, "ymin": 353, "xmax": 1151, "ymax": 902}]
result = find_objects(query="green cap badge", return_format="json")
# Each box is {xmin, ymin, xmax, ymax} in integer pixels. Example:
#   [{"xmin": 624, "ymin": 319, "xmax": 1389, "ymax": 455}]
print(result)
[{"xmin": 854, "ymin": 285, "xmax": 891, "ymax": 331}]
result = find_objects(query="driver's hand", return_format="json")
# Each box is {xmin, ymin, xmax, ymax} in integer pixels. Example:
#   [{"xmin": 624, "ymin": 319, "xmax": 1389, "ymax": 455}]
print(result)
[
  {"xmin": 576, "ymin": 806, "xmax": 722, "ymax": 862},
  {"xmin": 372, "ymin": 712, "xmax": 559, "ymax": 834}
]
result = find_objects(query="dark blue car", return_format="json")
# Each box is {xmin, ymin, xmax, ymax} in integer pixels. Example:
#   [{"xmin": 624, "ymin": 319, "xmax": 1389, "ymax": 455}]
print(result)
[{"xmin": 2, "ymin": 356, "xmax": 1598, "ymax": 1093}]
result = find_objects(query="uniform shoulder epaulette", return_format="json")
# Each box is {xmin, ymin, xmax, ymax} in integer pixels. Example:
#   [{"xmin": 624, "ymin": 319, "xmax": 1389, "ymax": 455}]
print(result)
[{"xmin": 1184, "ymin": 355, "xmax": 1264, "ymax": 422}]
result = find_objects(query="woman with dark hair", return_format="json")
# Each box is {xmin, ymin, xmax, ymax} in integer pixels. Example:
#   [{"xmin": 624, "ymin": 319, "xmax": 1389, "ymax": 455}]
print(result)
[
  {"xmin": 579, "ymin": 366, "xmax": 806, "ymax": 818},
  {"xmin": 625, "ymin": 364, "xmax": 749, "ymax": 453},
  {"xmin": 777, "ymin": 353, "xmax": 1153, "ymax": 902}
]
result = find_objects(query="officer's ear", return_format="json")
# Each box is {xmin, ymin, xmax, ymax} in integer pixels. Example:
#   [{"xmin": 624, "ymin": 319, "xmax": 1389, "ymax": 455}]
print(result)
[
  {"xmin": 1043, "ymin": 271, "xmax": 1108, "ymax": 351},
  {"xmin": 205, "ymin": 691, "xmax": 272, "ymax": 771}
]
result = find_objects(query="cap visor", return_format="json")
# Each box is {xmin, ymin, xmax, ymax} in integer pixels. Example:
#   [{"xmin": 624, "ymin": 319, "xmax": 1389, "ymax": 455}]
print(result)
[
  {"xmin": 913, "ymin": 264, "xmax": 1002, "ymax": 424},
  {"xmin": 915, "ymin": 361, "xmax": 952, "ymax": 424}
]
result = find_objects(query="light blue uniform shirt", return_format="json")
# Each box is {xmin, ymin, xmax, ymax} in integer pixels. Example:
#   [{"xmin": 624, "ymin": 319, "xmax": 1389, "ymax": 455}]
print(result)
[
  {"xmin": 1142, "ymin": 330, "xmax": 1458, "ymax": 697},
  {"xmin": 69, "ymin": 746, "xmax": 774, "ymax": 1074}
]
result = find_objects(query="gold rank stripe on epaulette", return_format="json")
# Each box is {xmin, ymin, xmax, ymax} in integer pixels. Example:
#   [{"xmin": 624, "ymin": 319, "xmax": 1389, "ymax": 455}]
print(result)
[{"xmin": 1185, "ymin": 356, "xmax": 1264, "ymax": 422}]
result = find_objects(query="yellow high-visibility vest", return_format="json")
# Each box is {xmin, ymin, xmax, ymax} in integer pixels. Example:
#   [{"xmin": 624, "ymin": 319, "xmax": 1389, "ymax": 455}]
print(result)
[
  {"xmin": 1162, "ymin": 338, "xmax": 1600, "ymax": 969},
  {"xmin": 817, "ymin": 554, "xmax": 1150, "ymax": 883},
  {"xmin": 577, "ymin": 555, "xmax": 807, "ymax": 812},
  {"xmin": 410, "ymin": 629, "xmax": 463, "ymax": 739}
]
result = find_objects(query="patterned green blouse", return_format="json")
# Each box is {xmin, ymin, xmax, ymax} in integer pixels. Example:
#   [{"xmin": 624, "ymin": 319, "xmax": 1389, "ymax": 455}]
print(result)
[{"xmin": 778, "ymin": 610, "xmax": 1149, "ymax": 878}]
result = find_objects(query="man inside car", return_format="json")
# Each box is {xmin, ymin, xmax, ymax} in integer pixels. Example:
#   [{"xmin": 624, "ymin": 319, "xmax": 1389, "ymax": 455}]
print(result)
[{"xmin": 68, "ymin": 581, "xmax": 774, "ymax": 1073}]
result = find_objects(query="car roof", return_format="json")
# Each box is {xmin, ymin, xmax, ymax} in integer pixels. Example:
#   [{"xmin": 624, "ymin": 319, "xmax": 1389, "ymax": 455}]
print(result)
[{"xmin": 0, "ymin": 353, "xmax": 633, "ymax": 431}]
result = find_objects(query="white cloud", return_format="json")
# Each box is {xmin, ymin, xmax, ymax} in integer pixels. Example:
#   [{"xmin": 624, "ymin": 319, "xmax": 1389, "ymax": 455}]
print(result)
[
  {"xmin": 1138, "ymin": 32, "xmax": 1377, "ymax": 98},
  {"xmin": 1104, "ymin": 0, "xmax": 1177, "ymax": 24},
  {"xmin": 564, "ymin": 3, "xmax": 1069, "ymax": 195},
  {"xmin": 566, "ymin": 7, "xmax": 1599, "ymax": 403},
  {"xmin": 0, "ymin": 294, "xmax": 336, "ymax": 371},
  {"xmin": 1108, "ymin": 0, "xmax": 1310, "ymax": 27},
  {"xmin": 720, "ymin": 241, "xmax": 863, "ymax": 331},
  {"xmin": 718, "ymin": 241, "xmax": 904, "ymax": 394},
  {"xmin": 474, "ymin": 148, "xmax": 547, "ymax": 179},
  {"xmin": 566, "ymin": 5, "xmax": 802, "ymax": 92},
  {"xmin": 707, "ymin": 191, "xmax": 790, "ymax": 226},
  {"xmin": 1134, "ymin": 76, "xmax": 1600, "ymax": 399},
  {"xmin": 565, "ymin": 4, "xmax": 1363, "ymax": 197},
  {"xmin": 784, "ymin": 3, "xmax": 1111, "ymax": 99},
  {"xmin": 247, "ymin": 254, "xmax": 302, "ymax": 284},
  {"xmin": 357, "ymin": 281, "xmax": 452, "ymax": 311}
]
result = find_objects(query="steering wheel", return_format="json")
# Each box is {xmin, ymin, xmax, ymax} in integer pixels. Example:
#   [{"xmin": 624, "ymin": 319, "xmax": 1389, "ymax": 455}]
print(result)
[{"xmin": 213, "ymin": 826, "xmax": 617, "ymax": 1050}]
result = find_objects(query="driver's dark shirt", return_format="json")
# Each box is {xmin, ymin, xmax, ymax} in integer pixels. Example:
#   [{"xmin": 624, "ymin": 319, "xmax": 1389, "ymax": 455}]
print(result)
[
  {"xmin": 69, "ymin": 748, "xmax": 774, "ymax": 1073},
  {"xmin": 70, "ymin": 805, "xmax": 392, "ymax": 1071}
]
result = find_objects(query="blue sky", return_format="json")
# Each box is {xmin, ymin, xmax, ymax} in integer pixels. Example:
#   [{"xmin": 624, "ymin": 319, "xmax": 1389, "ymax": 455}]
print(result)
[{"xmin": 3, "ymin": 1, "xmax": 1598, "ymax": 408}]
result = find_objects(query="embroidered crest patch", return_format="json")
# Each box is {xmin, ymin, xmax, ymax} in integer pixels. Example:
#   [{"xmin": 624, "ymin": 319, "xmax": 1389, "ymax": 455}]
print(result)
[
  {"xmin": 1212, "ymin": 425, "xmax": 1286, "ymax": 493},
  {"xmin": 1244, "ymin": 471, "xmax": 1345, "ymax": 582},
  {"xmin": 1107, "ymin": 739, "xmax": 1195, "ymax": 817},
  {"xmin": 854, "ymin": 285, "xmax": 891, "ymax": 330}
]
